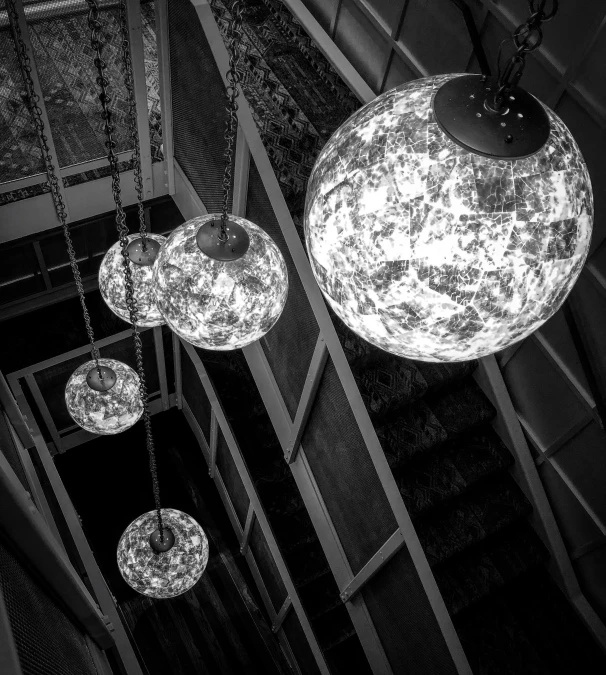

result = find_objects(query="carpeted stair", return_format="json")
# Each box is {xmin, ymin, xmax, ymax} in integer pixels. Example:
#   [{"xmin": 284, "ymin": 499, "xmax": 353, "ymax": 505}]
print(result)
[{"xmin": 206, "ymin": 1, "xmax": 606, "ymax": 672}]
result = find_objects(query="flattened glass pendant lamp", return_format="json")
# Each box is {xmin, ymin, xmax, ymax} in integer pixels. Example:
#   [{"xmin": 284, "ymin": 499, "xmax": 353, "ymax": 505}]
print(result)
[
  {"xmin": 153, "ymin": 214, "xmax": 288, "ymax": 350},
  {"xmin": 117, "ymin": 508, "xmax": 209, "ymax": 599},
  {"xmin": 84, "ymin": 0, "xmax": 208, "ymax": 597},
  {"xmin": 99, "ymin": 233, "xmax": 167, "ymax": 327},
  {"xmin": 153, "ymin": 1, "xmax": 288, "ymax": 351},
  {"xmin": 305, "ymin": 1, "xmax": 593, "ymax": 362},
  {"xmin": 65, "ymin": 359, "xmax": 143, "ymax": 435}
]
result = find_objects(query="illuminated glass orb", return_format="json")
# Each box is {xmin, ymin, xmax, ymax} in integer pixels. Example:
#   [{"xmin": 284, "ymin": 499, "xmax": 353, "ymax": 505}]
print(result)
[
  {"xmin": 117, "ymin": 508, "xmax": 209, "ymax": 598},
  {"xmin": 153, "ymin": 214, "xmax": 288, "ymax": 350},
  {"xmin": 65, "ymin": 359, "xmax": 143, "ymax": 435},
  {"xmin": 304, "ymin": 74, "xmax": 593, "ymax": 362},
  {"xmin": 99, "ymin": 233, "xmax": 167, "ymax": 327}
]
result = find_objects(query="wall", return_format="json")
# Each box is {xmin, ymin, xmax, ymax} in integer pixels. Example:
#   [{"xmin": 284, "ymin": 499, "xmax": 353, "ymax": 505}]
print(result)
[{"xmin": 298, "ymin": 0, "xmax": 606, "ymax": 621}]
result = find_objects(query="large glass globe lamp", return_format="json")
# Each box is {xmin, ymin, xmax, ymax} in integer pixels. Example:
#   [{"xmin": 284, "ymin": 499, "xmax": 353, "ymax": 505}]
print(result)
[
  {"xmin": 99, "ymin": 233, "xmax": 167, "ymax": 327},
  {"xmin": 65, "ymin": 358, "xmax": 143, "ymax": 434},
  {"xmin": 153, "ymin": 214, "xmax": 288, "ymax": 350},
  {"xmin": 117, "ymin": 508, "xmax": 209, "ymax": 598},
  {"xmin": 304, "ymin": 74, "xmax": 593, "ymax": 362}
]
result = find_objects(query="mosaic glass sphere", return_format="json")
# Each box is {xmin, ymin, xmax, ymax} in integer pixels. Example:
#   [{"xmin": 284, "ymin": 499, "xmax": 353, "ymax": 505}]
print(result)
[
  {"xmin": 99, "ymin": 233, "xmax": 167, "ymax": 327},
  {"xmin": 304, "ymin": 75, "xmax": 593, "ymax": 362},
  {"xmin": 153, "ymin": 214, "xmax": 289, "ymax": 350},
  {"xmin": 65, "ymin": 358, "xmax": 143, "ymax": 434},
  {"xmin": 117, "ymin": 508, "xmax": 209, "ymax": 598}
]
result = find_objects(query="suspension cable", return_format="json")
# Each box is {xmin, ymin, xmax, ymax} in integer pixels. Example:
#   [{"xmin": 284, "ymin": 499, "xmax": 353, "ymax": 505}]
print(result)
[
  {"xmin": 85, "ymin": 0, "xmax": 164, "ymax": 536},
  {"xmin": 490, "ymin": 0, "xmax": 558, "ymax": 111},
  {"xmin": 7, "ymin": 0, "xmax": 102, "ymax": 377},
  {"xmin": 220, "ymin": 0, "xmax": 244, "ymax": 241}
]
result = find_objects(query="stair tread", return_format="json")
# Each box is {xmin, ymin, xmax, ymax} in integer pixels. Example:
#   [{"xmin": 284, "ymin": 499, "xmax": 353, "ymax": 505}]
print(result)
[
  {"xmin": 416, "ymin": 474, "xmax": 531, "ymax": 567},
  {"xmin": 455, "ymin": 567, "xmax": 606, "ymax": 674},
  {"xmin": 395, "ymin": 426, "xmax": 513, "ymax": 517},
  {"xmin": 434, "ymin": 523, "xmax": 548, "ymax": 616},
  {"xmin": 376, "ymin": 380, "xmax": 495, "ymax": 468}
]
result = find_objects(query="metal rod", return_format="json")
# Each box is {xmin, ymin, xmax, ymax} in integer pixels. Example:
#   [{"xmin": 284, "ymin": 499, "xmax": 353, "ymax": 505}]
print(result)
[
  {"xmin": 153, "ymin": 327, "xmax": 170, "ymax": 411},
  {"xmin": 449, "ymin": 0, "xmax": 491, "ymax": 76},
  {"xmin": 272, "ymin": 597, "xmax": 292, "ymax": 633},
  {"xmin": 562, "ymin": 297, "xmax": 606, "ymax": 431},
  {"xmin": 240, "ymin": 504, "xmax": 255, "ymax": 556},
  {"xmin": 24, "ymin": 374, "xmax": 63, "ymax": 453},
  {"xmin": 172, "ymin": 331, "xmax": 182, "ymax": 409},
  {"xmin": 286, "ymin": 335, "xmax": 328, "ymax": 465},
  {"xmin": 209, "ymin": 411, "xmax": 218, "ymax": 478}
]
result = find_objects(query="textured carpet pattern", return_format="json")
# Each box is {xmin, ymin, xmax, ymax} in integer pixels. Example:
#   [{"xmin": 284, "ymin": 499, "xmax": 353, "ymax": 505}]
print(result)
[
  {"xmin": 0, "ymin": 0, "xmax": 162, "ymax": 206},
  {"xmin": 207, "ymin": 2, "xmax": 606, "ymax": 673}
]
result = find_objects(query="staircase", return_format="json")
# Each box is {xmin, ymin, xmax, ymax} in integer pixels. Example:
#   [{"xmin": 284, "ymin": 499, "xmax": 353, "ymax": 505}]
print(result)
[
  {"xmin": 334, "ymin": 317, "xmax": 606, "ymax": 674},
  {"xmin": 206, "ymin": 1, "xmax": 606, "ymax": 672}
]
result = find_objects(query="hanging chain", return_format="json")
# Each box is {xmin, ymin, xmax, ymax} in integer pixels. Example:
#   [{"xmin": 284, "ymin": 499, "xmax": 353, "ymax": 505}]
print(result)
[
  {"xmin": 117, "ymin": 0, "xmax": 147, "ymax": 248},
  {"xmin": 86, "ymin": 0, "xmax": 164, "ymax": 536},
  {"xmin": 220, "ymin": 0, "xmax": 245, "ymax": 241},
  {"xmin": 7, "ymin": 0, "xmax": 102, "ymax": 375},
  {"xmin": 491, "ymin": 0, "xmax": 558, "ymax": 110}
]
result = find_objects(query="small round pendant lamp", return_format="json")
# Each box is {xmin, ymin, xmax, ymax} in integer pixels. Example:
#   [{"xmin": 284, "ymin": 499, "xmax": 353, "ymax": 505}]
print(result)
[
  {"xmin": 117, "ymin": 508, "xmax": 209, "ymax": 599},
  {"xmin": 153, "ymin": 214, "xmax": 288, "ymax": 350},
  {"xmin": 99, "ymin": 233, "xmax": 167, "ymax": 327},
  {"xmin": 304, "ymin": 73, "xmax": 593, "ymax": 362},
  {"xmin": 65, "ymin": 358, "xmax": 143, "ymax": 435}
]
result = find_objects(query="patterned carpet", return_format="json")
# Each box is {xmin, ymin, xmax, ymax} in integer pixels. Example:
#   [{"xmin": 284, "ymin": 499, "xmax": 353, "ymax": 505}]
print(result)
[
  {"xmin": 0, "ymin": 0, "xmax": 162, "ymax": 205},
  {"xmin": 206, "ymin": 1, "xmax": 606, "ymax": 673}
]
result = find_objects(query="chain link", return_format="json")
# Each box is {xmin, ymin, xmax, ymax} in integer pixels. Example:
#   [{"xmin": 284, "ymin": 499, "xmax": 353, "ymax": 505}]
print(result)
[
  {"xmin": 7, "ymin": 0, "xmax": 102, "ymax": 374},
  {"xmin": 117, "ymin": 0, "xmax": 147, "ymax": 247},
  {"xmin": 491, "ymin": 0, "xmax": 558, "ymax": 110},
  {"xmin": 220, "ymin": 0, "xmax": 244, "ymax": 241},
  {"xmin": 86, "ymin": 0, "xmax": 164, "ymax": 536}
]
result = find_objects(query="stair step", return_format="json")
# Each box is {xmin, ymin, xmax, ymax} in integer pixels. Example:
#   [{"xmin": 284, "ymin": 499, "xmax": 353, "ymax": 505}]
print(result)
[
  {"xmin": 455, "ymin": 567, "xmax": 606, "ymax": 674},
  {"xmin": 395, "ymin": 426, "xmax": 513, "ymax": 518},
  {"xmin": 434, "ymin": 523, "xmax": 548, "ymax": 616},
  {"xmin": 287, "ymin": 540, "xmax": 331, "ymax": 588},
  {"xmin": 298, "ymin": 571, "xmax": 342, "ymax": 620},
  {"xmin": 415, "ymin": 474, "xmax": 531, "ymax": 567},
  {"xmin": 353, "ymin": 352, "xmax": 429, "ymax": 418},
  {"xmin": 313, "ymin": 604, "xmax": 356, "ymax": 651},
  {"xmin": 376, "ymin": 380, "xmax": 494, "ymax": 469},
  {"xmin": 426, "ymin": 380, "xmax": 496, "ymax": 438}
]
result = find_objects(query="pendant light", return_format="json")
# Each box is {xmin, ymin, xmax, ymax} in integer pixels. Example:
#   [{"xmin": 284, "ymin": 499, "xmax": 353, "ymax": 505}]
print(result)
[
  {"xmin": 97, "ymin": 0, "xmax": 165, "ymax": 327},
  {"xmin": 304, "ymin": 2, "xmax": 592, "ymax": 362},
  {"xmin": 117, "ymin": 508, "xmax": 209, "ymax": 599},
  {"xmin": 86, "ymin": 0, "xmax": 207, "ymax": 597},
  {"xmin": 7, "ymin": 0, "xmax": 141, "ymax": 435},
  {"xmin": 65, "ymin": 359, "xmax": 143, "ymax": 435},
  {"xmin": 152, "ymin": 2, "xmax": 289, "ymax": 350},
  {"xmin": 99, "ymin": 233, "xmax": 167, "ymax": 327}
]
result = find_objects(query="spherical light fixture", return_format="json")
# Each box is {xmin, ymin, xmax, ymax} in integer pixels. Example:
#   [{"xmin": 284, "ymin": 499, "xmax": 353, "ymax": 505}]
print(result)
[
  {"xmin": 117, "ymin": 508, "xmax": 209, "ymax": 598},
  {"xmin": 153, "ymin": 214, "xmax": 288, "ymax": 350},
  {"xmin": 99, "ymin": 234, "xmax": 167, "ymax": 327},
  {"xmin": 65, "ymin": 358, "xmax": 143, "ymax": 434},
  {"xmin": 304, "ymin": 74, "xmax": 593, "ymax": 362}
]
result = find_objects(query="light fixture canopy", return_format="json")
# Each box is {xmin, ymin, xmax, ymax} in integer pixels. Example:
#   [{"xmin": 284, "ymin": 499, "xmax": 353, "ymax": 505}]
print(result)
[
  {"xmin": 65, "ymin": 358, "xmax": 144, "ymax": 434},
  {"xmin": 117, "ymin": 508, "xmax": 209, "ymax": 599},
  {"xmin": 99, "ymin": 233, "xmax": 167, "ymax": 327},
  {"xmin": 304, "ymin": 74, "xmax": 593, "ymax": 362},
  {"xmin": 153, "ymin": 214, "xmax": 288, "ymax": 350}
]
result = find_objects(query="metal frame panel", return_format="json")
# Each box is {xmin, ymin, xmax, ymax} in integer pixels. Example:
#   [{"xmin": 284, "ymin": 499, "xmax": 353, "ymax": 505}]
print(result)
[
  {"xmin": 153, "ymin": 327, "xmax": 170, "ymax": 411},
  {"xmin": 178, "ymin": 340, "xmax": 331, "ymax": 675},
  {"xmin": 8, "ymin": 0, "xmax": 69, "ymax": 224},
  {"xmin": 0, "ymin": 584, "xmax": 22, "ymax": 675},
  {"xmin": 474, "ymin": 356, "xmax": 606, "ymax": 651},
  {"xmin": 125, "ymin": 0, "xmax": 154, "ymax": 199},
  {"xmin": 0, "ymin": 446, "xmax": 113, "ymax": 650},
  {"xmin": 188, "ymin": 4, "xmax": 470, "ymax": 672},
  {"xmin": 155, "ymin": 0, "xmax": 175, "ymax": 194}
]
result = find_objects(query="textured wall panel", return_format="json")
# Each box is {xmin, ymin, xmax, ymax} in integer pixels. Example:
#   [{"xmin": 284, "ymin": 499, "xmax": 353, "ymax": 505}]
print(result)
[
  {"xmin": 246, "ymin": 160, "xmax": 319, "ymax": 419},
  {"xmin": 181, "ymin": 347, "xmax": 212, "ymax": 442},
  {"xmin": 216, "ymin": 428, "xmax": 250, "ymax": 528},
  {"xmin": 248, "ymin": 518, "xmax": 288, "ymax": 613},
  {"xmin": 169, "ymin": 0, "xmax": 233, "ymax": 212},
  {"xmin": 301, "ymin": 357, "xmax": 397, "ymax": 574},
  {"xmin": 0, "ymin": 537, "xmax": 98, "ymax": 675}
]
